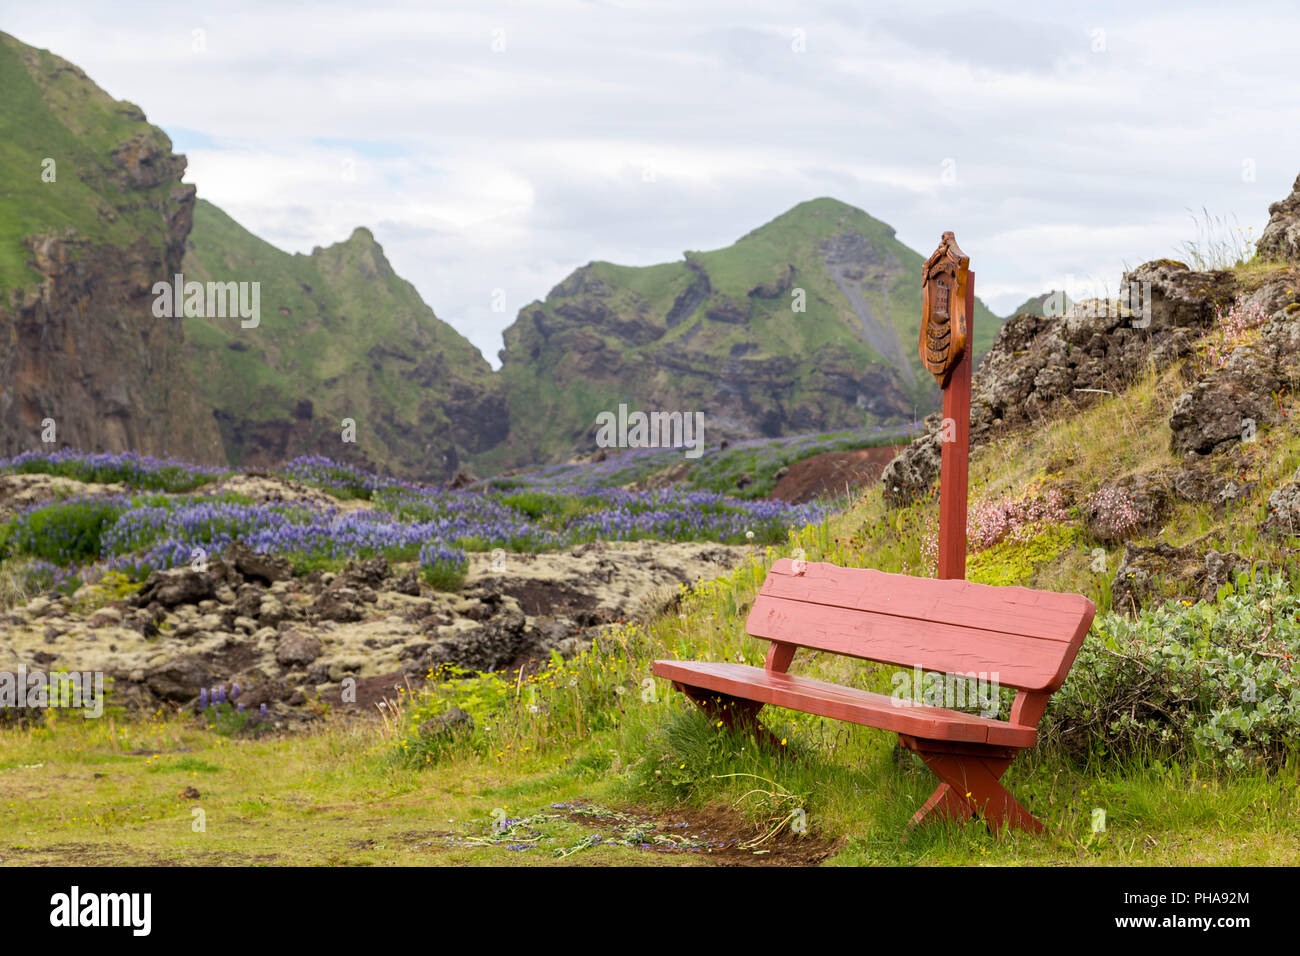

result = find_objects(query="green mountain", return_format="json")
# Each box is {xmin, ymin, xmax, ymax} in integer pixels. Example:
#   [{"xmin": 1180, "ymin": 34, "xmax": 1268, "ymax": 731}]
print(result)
[
  {"xmin": 1006, "ymin": 290, "xmax": 1072, "ymax": 319},
  {"xmin": 0, "ymin": 31, "xmax": 222, "ymax": 462},
  {"xmin": 181, "ymin": 200, "xmax": 506, "ymax": 478},
  {"xmin": 1, "ymin": 29, "xmax": 1007, "ymax": 480},
  {"xmin": 492, "ymin": 198, "xmax": 1003, "ymax": 469}
]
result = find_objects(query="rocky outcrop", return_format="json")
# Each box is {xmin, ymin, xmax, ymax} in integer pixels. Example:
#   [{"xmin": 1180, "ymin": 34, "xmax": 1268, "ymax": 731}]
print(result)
[
  {"xmin": 1110, "ymin": 543, "xmax": 1251, "ymax": 614},
  {"xmin": 881, "ymin": 259, "xmax": 1239, "ymax": 505},
  {"xmin": 0, "ymin": 189, "xmax": 223, "ymax": 464},
  {"xmin": 972, "ymin": 260, "xmax": 1233, "ymax": 440},
  {"xmin": 497, "ymin": 199, "xmax": 1004, "ymax": 467},
  {"xmin": 0, "ymin": 34, "xmax": 224, "ymax": 463},
  {"xmin": 747, "ymin": 264, "xmax": 795, "ymax": 299},
  {"xmin": 1266, "ymin": 466, "xmax": 1300, "ymax": 535},
  {"xmin": 1258, "ymin": 172, "xmax": 1300, "ymax": 264},
  {"xmin": 129, "ymin": 568, "xmax": 217, "ymax": 609},
  {"xmin": 1, "ymin": 537, "xmax": 746, "ymax": 715},
  {"xmin": 881, "ymin": 413, "xmax": 942, "ymax": 508},
  {"xmin": 1083, "ymin": 472, "xmax": 1171, "ymax": 543},
  {"xmin": 1168, "ymin": 278, "xmax": 1300, "ymax": 456}
]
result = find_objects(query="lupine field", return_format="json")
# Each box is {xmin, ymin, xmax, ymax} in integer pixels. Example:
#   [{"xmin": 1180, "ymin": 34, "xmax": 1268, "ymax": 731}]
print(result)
[{"xmin": 0, "ymin": 447, "xmax": 827, "ymax": 597}]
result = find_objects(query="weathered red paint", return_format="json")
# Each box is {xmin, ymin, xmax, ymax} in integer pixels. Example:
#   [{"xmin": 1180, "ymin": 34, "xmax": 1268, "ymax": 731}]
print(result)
[{"xmin": 652, "ymin": 560, "xmax": 1095, "ymax": 835}]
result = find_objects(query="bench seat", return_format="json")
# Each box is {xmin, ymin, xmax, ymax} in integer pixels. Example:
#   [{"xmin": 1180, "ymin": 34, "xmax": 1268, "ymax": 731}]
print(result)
[
  {"xmin": 652, "ymin": 558, "xmax": 1095, "ymax": 834},
  {"xmin": 654, "ymin": 660, "xmax": 1035, "ymax": 748}
]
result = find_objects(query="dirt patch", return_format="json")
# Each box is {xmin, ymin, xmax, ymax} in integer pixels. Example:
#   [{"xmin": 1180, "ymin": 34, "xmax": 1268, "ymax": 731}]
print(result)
[
  {"xmin": 333, "ymin": 670, "xmax": 416, "ymax": 713},
  {"xmin": 498, "ymin": 579, "xmax": 599, "ymax": 617},
  {"xmin": 770, "ymin": 446, "xmax": 901, "ymax": 504},
  {"xmin": 598, "ymin": 803, "xmax": 840, "ymax": 866},
  {"xmin": 471, "ymin": 800, "xmax": 839, "ymax": 865},
  {"xmin": 0, "ymin": 842, "xmax": 285, "ymax": 866}
]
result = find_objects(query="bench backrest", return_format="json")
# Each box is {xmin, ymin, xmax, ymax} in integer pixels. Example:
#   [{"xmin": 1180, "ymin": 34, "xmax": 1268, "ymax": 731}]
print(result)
[{"xmin": 747, "ymin": 560, "xmax": 1095, "ymax": 696}]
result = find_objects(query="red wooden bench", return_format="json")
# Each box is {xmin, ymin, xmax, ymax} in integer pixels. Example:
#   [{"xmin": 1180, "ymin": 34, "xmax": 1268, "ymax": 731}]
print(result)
[{"xmin": 652, "ymin": 558, "xmax": 1095, "ymax": 834}]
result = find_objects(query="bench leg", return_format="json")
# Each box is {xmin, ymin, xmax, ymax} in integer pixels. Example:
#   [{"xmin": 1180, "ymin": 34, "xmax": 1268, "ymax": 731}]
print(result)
[
  {"xmin": 909, "ymin": 782, "xmax": 974, "ymax": 826},
  {"xmin": 905, "ymin": 745, "xmax": 1044, "ymax": 835},
  {"xmin": 676, "ymin": 684, "xmax": 784, "ymax": 751}
]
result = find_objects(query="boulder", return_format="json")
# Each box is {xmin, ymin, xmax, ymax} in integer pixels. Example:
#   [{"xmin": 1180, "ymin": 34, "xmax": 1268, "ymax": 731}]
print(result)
[
  {"xmin": 1169, "ymin": 301, "xmax": 1300, "ymax": 456},
  {"xmin": 223, "ymin": 541, "xmax": 293, "ymax": 584},
  {"xmin": 313, "ymin": 586, "xmax": 362, "ymax": 622},
  {"xmin": 1083, "ymin": 472, "xmax": 1170, "ymax": 543},
  {"xmin": 129, "ymin": 569, "xmax": 215, "ymax": 609},
  {"xmin": 1265, "ymin": 466, "xmax": 1300, "ymax": 534},
  {"xmin": 341, "ymin": 557, "xmax": 389, "ymax": 590},
  {"xmin": 1110, "ymin": 543, "xmax": 1251, "ymax": 613},
  {"xmin": 257, "ymin": 596, "xmax": 288, "ymax": 627},
  {"xmin": 144, "ymin": 654, "xmax": 211, "ymax": 701},
  {"xmin": 392, "ymin": 569, "xmax": 421, "ymax": 596},
  {"xmin": 1257, "ymin": 171, "xmax": 1300, "ymax": 264},
  {"xmin": 417, "ymin": 705, "xmax": 474, "ymax": 739},
  {"xmin": 1169, "ymin": 462, "xmax": 1226, "ymax": 503},
  {"xmin": 275, "ymin": 631, "xmax": 323, "ymax": 667},
  {"xmin": 418, "ymin": 609, "xmax": 535, "ymax": 674},
  {"xmin": 447, "ymin": 469, "xmax": 477, "ymax": 490},
  {"xmin": 880, "ymin": 414, "xmax": 942, "ymax": 507}
]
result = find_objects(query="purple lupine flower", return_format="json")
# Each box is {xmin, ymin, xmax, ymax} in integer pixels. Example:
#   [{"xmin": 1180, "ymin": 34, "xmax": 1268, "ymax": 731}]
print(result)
[
  {"xmin": 260, "ymin": 703, "xmax": 268, "ymax": 716},
  {"xmin": 199, "ymin": 687, "xmax": 208, "ymax": 708},
  {"xmin": 8, "ymin": 445, "xmax": 830, "ymax": 589},
  {"xmin": 216, "ymin": 684, "xmax": 226, "ymax": 704},
  {"xmin": 237, "ymin": 703, "xmax": 245, "ymax": 713},
  {"xmin": 231, "ymin": 683, "xmax": 240, "ymax": 701}
]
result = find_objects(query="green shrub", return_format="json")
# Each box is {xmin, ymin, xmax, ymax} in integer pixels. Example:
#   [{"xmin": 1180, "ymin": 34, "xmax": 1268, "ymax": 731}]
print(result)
[
  {"xmin": 394, "ymin": 632, "xmax": 643, "ymax": 768},
  {"xmin": 419, "ymin": 544, "xmax": 468, "ymax": 592},
  {"xmin": 11, "ymin": 497, "xmax": 122, "ymax": 564},
  {"xmin": 1044, "ymin": 572, "xmax": 1300, "ymax": 770}
]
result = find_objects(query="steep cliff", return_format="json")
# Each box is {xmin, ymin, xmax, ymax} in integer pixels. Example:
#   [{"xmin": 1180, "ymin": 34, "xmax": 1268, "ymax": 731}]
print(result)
[{"xmin": 0, "ymin": 31, "xmax": 223, "ymax": 462}]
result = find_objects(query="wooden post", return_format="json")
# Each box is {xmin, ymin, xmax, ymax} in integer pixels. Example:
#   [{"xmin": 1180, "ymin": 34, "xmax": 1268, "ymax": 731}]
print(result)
[
  {"xmin": 937, "ymin": 272, "xmax": 972, "ymax": 580},
  {"xmin": 919, "ymin": 233, "xmax": 973, "ymax": 580}
]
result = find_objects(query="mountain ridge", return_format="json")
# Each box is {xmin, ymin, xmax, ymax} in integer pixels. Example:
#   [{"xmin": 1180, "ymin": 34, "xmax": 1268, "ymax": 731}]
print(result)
[
  {"xmin": 182, "ymin": 199, "xmax": 507, "ymax": 479},
  {"xmin": 0, "ymin": 29, "xmax": 1005, "ymax": 480},
  {"xmin": 491, "ymin": 196, "xmax": 1003, "ymax": 469}
]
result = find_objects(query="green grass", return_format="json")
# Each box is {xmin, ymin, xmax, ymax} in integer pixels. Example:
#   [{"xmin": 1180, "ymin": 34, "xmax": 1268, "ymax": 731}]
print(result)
[
  {"xmin": 0, "ymin": 714, "xmax": 688, "ymax": 866},
  {"xmin": 3, "ymin": 689, "xmax": 1296, "ymax": 866}
]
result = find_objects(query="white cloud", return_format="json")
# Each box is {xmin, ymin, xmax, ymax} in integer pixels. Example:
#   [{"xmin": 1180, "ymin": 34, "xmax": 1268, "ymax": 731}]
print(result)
[{"xmin": 6, "ymin": 0, "xmax": 1298, "ymax": 362}]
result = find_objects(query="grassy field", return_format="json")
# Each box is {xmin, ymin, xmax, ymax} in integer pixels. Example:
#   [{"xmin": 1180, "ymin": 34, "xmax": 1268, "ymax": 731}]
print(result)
[
  {"xmin": 3, "ymin": 699, "xmax": 1296, "ymax": 866},
  {"xmin": 5, "ymin": 307, "xmax": 1300, "ymax": 866}
]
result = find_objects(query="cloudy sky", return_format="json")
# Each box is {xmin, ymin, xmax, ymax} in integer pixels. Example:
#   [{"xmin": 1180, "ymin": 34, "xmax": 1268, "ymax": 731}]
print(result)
[{"xmin": 8, "ymin": 1, "xmax": 1300, "ymax": 364}]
